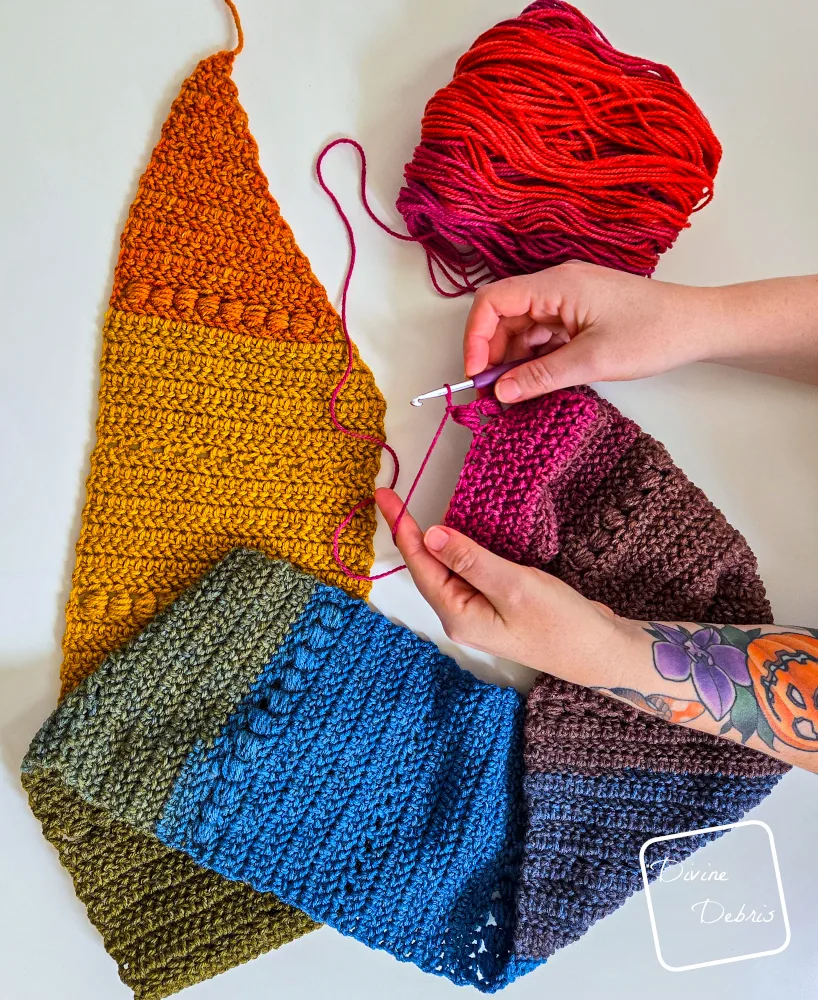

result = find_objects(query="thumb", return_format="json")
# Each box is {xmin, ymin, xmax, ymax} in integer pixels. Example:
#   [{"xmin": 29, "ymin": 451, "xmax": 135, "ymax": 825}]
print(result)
[
  {"xmin": 494, "ymin": 336, "xmax": 598, "ymax": 402},
  {"xmin": 423, "ymin": 525, "xmax": 523, "ymax": 605}
]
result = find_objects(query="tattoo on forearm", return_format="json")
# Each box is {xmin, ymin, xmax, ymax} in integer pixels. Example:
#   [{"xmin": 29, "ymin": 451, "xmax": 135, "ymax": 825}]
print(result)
[
  {"xmin": 633, "ymin": 624, "xmax": 818, "ymax": 752},
  {"xmin": 597, "ymin": 687, "xmax": 706, "ymax": 726}
]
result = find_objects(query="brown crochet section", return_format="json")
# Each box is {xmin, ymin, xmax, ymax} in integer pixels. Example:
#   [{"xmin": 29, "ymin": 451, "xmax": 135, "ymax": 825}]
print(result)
[
  {"xmin": 529, "ymin": 390, "xmax": 786, "ymax": 773},
  {"xmin": 447, "ymin": 388, "xmax": 789, "ymax": 776},
  {"xmin": 525, "ymin": 676, "xmax": 789, "ymax": 777},
  {"xmin": 23, "ymin": 771, "xmax": 317, "ymax": 1000},
  {"xmin": 548, "ymin": 427, "xmax": 775, "ymax": 624}
]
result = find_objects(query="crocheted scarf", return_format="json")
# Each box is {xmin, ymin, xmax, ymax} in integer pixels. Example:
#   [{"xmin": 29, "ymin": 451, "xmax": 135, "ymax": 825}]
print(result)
[
  {"xmin": 444, "ymin": 388, "xmax": 790, "ymax": 958},
  {"xmin": 24, "ymin": 549, "xmax": 537, "ymax": 993},
  {"xmin": 23, "ymin": 18, "xmax": 790, "ymax": 1000},
  {"xmin": 22, "ymin": 529, "xmax": 787, "ymax": 996},
  {"xmin": 23, "ymin": 390, "xmax": 790, "ymax": 995},
  {"xmin": 28, "ymin": 43, "xmax": 384, "ymax": 1000}
]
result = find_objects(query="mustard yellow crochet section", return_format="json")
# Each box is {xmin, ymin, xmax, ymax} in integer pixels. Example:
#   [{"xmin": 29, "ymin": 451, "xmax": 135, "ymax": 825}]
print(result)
[{"xmin": 62, "ymin": 309, "xmax": 383, "ymax": 694}]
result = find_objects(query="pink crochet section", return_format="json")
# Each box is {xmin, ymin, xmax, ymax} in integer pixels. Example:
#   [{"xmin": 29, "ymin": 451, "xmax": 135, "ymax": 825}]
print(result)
[{"xmin": 445, "ymin": 389, "xmax": 637, "ymax": 567}]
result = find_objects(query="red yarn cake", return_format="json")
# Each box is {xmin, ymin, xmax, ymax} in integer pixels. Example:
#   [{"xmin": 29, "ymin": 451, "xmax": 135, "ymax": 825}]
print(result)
[{"xmin": 398, "ymin": 0, "xmax": 721, "ymax": 292}]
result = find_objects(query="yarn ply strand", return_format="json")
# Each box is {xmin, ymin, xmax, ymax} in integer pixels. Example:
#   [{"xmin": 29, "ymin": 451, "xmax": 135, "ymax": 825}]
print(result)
[
  {"xmin": 316, "ymin": 140, "xmax": 422, "ymax": 581},
  {"xmin": 317, "ymin": 142, "xmax": 486, "ymax": 582}
]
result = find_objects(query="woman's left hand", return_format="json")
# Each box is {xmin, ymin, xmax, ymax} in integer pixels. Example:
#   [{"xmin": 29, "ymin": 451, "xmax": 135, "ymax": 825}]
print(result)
[
  {"xmin": 376, "ymin": 489, "xmax": 818, "ymax": 773},
  {"xmin": 374, "ymin": 487, "xmax": 637, "ymax": 689}
]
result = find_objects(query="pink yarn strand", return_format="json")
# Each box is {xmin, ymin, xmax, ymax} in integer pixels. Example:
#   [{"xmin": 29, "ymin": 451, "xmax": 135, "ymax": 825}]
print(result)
[
  {"xmin": 315, "ymin": 139, "xmax": 404, "ymax": 474},
  {"xmin": 330, "ymin": 387, "xmax": 454, "ymax": 582},
  {"xmin": 390, "ymin": 385, "xmax": 454, "ymax": 539},
  {"xmin": 317, "ymin": 138, "xmax": 457, "ymax": 582}
]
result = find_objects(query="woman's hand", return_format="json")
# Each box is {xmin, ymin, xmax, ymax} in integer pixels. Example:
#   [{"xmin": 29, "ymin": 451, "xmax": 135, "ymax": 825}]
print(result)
[
  {"xmin": 375, "ymin": 487, "xmax": 638, "ymax": 689},
  {"xmin": 465, "ymin": 261, "xmax": 818, "ymax": 400},
  {"xmin": 465, "ymin": 261, "xmax": 718, "ymax": 403},
  {"xmin": 376, "ymin": 488, "xmax": 818, "ymax": 772}
]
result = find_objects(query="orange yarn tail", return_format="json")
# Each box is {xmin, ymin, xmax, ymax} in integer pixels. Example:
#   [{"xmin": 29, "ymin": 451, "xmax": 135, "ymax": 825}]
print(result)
[{"xmin": 224, "ymin": 0, "xmax": 243, "ymax": 54}]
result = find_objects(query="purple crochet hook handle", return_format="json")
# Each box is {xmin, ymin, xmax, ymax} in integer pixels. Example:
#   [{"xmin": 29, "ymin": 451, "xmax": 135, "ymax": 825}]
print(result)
[{"xmin": 471, "ymin": 357, "xmax": 528, "ymax": 390}]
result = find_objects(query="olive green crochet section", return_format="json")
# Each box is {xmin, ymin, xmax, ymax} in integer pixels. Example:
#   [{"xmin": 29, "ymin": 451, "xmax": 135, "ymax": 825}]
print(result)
[
  {"xmin": 24, "ymin": 550, "xmax": 316, "ymax": 831},
  {"xmin": 23, "ymin": 770, "xmax": 318, "ymax": 1000},
  {"xmin": 22, "ymin": 550, "xmax": 319, "ymax": 998}
]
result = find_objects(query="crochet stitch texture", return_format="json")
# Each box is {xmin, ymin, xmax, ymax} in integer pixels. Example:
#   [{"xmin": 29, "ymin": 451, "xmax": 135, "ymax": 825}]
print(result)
[
  {"xmin": 25, "ymin": 39, "xmax": 384, "ymax": 1000},
  {"xmin": 24, "ymin": 550, "xmax": 538, "ymax": 993},
  {"xmin": 63, "ymin": 50, "xmax": 383, "ymax": 695},
  {"xmin": 444, "ymin": 387, "xmax": 789, "ymax": 959}
]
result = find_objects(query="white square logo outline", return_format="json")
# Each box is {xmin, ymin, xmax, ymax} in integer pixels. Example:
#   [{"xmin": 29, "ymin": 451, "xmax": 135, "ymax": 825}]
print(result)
[{"xmin": 638, "ymin": 819, "xmax": 791, "ymax": 972}]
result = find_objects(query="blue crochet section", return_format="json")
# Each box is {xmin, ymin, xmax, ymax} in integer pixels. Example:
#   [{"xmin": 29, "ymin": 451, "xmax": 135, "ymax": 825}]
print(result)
[
  {"xmin": 157, "ymin": 582, "xmax": 541, "ymax": 991},
  {"xmin": 515, "ymin": 767, "xmax": 783, "ymax": 958}
]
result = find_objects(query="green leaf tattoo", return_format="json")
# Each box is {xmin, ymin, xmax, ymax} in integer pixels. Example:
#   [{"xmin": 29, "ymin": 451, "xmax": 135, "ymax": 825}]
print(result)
[
  {"xmin": 756, "ymin": 714, "xmax": 777, "ymax": 751},
  {"xmin": 719, "ymin": 624, "xmax": 755, "ymax": 654},
  {"xmin": 729, "ymin": 684, "xmax": 761, "ymax": 745}
]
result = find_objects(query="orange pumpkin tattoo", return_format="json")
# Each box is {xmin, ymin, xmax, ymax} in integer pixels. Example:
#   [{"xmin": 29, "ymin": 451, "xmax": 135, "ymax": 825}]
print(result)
[{"xmin": 747, "ymin": 633, "xmax": 818, "ymax": 751}]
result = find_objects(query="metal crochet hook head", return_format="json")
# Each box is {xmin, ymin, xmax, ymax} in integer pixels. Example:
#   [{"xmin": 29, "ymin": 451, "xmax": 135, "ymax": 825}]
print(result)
[
  {"xmin": 410, "ymin": 379, "xmax": 474, "ymax": 407},
  {"xmin": 409, "ymin": 358, "xmax": 529, "ymax": 406}
]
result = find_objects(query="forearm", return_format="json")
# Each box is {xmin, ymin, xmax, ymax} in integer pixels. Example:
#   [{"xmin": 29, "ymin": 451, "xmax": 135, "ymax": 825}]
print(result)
[
  {"xmin": 377, "ymin": 491, "xmax": 818, "ymax": 773},
  {"xmin": 697, "ymin": 275, "xmax": 818, "ymax": 384},
  {"xmin": 595, "ymin": 621, "xmax": 818, "ymax": 773}
]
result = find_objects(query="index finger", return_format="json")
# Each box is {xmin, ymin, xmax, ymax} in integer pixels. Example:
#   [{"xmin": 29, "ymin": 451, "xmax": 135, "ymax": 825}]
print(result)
[
  {"xmin": 375, "ymin": 488, "xmax": 478, "ymax": 616},
  {"xmin": 464, "ymin": 278, "xmax": 537, "ymax": 376}
]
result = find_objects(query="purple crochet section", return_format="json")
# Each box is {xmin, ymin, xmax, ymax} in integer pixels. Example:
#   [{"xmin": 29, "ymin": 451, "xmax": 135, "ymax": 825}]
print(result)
[{"xmin": 446, "ymin": 390, "xmax": 637, "ymax": 566}]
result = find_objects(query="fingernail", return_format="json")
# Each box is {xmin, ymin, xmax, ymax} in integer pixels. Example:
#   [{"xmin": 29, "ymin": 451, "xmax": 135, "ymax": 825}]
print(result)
[
  {"xmin": 495, "ymin": 378, "xmax": 520, "ymax": 402},
  {"xmin": 424, "ymin": 526, "xmax": 449, "ymax": 552}
]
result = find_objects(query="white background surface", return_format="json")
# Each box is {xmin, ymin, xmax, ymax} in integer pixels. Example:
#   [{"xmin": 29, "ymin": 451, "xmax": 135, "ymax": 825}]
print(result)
[{"xmin": 1, "ymin": 1, "xmax": 817, "ymax": 997}]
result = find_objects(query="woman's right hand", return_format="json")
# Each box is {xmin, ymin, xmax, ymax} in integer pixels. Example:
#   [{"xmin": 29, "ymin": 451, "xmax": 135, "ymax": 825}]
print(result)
[{"xmin": 464, "ymin": 260, "xmax": 728, "ymax": 403}]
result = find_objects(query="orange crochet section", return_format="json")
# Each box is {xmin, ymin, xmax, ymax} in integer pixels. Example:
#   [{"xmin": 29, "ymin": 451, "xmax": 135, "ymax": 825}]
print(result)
[
  {"xmin": 58, "ymin": 48, "xmax": 386, "ymax": 698},
  {"xmin": 111, "ymin": 51, "xmax": 340, "ymax": 343}
]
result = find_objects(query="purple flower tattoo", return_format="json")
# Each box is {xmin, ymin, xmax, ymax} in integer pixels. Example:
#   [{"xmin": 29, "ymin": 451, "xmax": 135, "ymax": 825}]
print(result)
[{"xmin": 649, "ymin": 623, "xmax": 752, "ymax": 720}]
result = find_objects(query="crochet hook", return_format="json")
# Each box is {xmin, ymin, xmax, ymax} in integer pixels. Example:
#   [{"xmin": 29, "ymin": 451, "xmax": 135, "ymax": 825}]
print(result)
[{"xmin": 410, "ymin": 358, "xmax": 528, "ymax": 406}]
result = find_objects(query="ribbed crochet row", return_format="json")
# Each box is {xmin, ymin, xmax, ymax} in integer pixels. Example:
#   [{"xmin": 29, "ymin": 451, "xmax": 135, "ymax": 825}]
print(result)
[
  {"xmin": 444, "ymin": 387, "xmax": 788, "ymax": 959},
  {"xmin": 23, "ymin": 772, "xmax": 316, "ymax": 995},
  {"xmin": 24, "ymin": 550, "xmax": 536, "ymax": 993},
  {"xmin": 64, "ymin": 308, "xmax": 379, "ymax": 686},
  {"xmin": 30, "ymin": 43, "xmax": 385, "ymax": 999}
]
